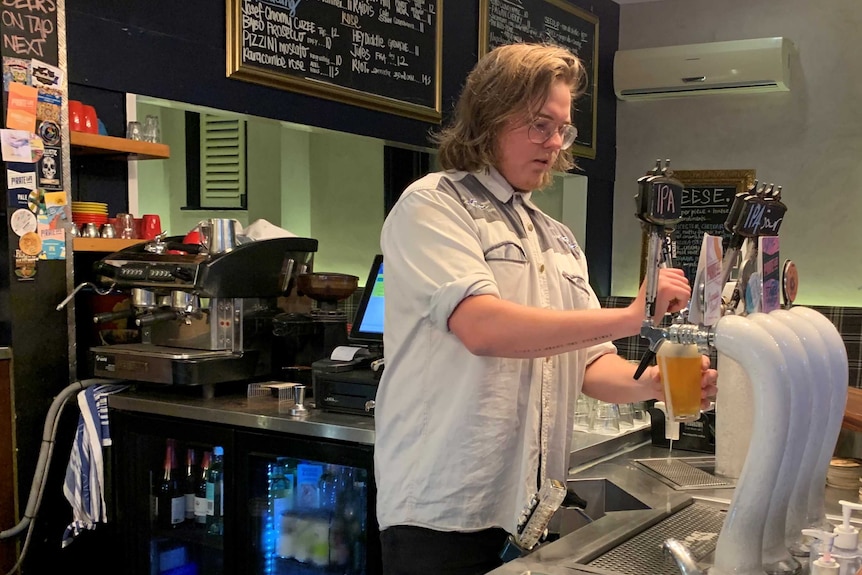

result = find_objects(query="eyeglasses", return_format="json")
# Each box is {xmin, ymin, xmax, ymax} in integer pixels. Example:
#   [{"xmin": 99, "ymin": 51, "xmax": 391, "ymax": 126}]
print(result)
[{"xmin": 527, "ymin": 118, "xmax": 578, "ymax": 150}]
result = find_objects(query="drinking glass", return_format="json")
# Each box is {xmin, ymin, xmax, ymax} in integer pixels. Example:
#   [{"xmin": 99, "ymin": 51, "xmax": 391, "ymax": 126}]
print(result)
[
  {"xmin": 617, "ymin": 403, "xmax": 634, "ymax": 428},
  {"xmin": 656, "ymin": 342, "xmax": 703, "ymax": 423},
  {"xmin": 143, "ymin": 115, "xmax": 161, "ymax": 143},
  {"xmin": 126, "ymin": 121, "xmax": 143, "ymax": 141},
  {"xmin": 116, "ymin": 213, "xmax": 136, "ymax": 239},
  {"xmin": 573, "ymin": 395, "xmax": 593, "ymax": 431},
  {"xmin": 589, "ymin": 401, "xmax": 621, "ymax": 436}
]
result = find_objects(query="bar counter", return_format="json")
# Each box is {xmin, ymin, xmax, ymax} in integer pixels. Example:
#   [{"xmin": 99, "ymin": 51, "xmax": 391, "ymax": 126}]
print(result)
[
  {"xmin": 108, "ymin": 387, "xmax": 857, "ymax": 574},
  {"xmin": 108, "ymin": 387, "xmax": 651, "ymax": 468}
]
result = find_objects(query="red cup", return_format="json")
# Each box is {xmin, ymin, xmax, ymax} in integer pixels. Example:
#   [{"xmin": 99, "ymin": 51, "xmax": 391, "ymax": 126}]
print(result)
[
  {"xmin": 141, "ymin": 214, "xmax": 162, "ymax": 240},
  {"xmin": 69, "ymin": 100, "xmax": 84, "ymax": 132},
  {"xmin": 82, "ymin": 104, "xmax": 98, "ymax": 134}
]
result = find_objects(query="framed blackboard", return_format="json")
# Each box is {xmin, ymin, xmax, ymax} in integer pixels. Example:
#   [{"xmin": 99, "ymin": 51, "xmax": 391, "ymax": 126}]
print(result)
[
  {"xmin": 226, "ymin": 0, "xmax": 442, "ymax": 123},
  {"xmin": 639, "ymin": 169, "xmax": 756, "ymax": 286},
  {"xmin": 0, "ymin": 0, "xmax": 59, "ymax": 65},
  {"xmin": 478, "ymin": 0, "xmax": 598, "ymax": 159}
]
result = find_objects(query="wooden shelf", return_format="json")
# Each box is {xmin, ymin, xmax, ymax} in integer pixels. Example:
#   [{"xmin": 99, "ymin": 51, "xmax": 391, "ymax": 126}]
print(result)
[
  {"xmin": 73, "ymin": 238, "xmax": 145, "ymax": 252},
  {"xmin": 69, "ymin": 131, "xmax": 170, "ymax": 160}
]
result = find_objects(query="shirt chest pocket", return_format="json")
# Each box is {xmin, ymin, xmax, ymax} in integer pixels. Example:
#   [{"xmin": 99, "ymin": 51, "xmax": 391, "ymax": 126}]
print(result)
[
  {"xmin": 562, "ymin": 271, "xmax": 592, "ymax": 309},
  {"xmin": 484, "ymin": 242, "xmax": 529, "ymax": 304}
]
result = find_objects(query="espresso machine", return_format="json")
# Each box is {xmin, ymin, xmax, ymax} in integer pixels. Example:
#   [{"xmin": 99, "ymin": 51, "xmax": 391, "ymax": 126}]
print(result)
[{"xmin": 86, "ymin": 235, "xmax": 317, "ymax": 392}]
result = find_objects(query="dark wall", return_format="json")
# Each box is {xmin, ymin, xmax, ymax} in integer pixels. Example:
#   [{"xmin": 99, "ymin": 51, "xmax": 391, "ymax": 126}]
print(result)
[{"xmin": 67, "ymin": 0, "xmax": 619, "ymax": 291}]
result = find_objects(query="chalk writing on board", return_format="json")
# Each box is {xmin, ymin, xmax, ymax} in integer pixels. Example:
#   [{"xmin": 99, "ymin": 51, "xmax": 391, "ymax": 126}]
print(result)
[
  {"xmin": 227, "ymin": 0, "xmax": 441, "ymax": 122},
  {"xmin": 480, "ymin": 0, "xmax": 598, "ymax": 159},
  {"xmin": 1, "ymin": 0, "xmax": 58, "ymax": 63},
  {"xmin": 673, "ymin": 185, "xmax": 736, "ymax": 284}
]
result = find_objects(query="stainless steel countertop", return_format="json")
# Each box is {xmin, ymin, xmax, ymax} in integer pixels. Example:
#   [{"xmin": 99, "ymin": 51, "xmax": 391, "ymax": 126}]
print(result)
[
  {"xmin": 489, "ymin": 442, "xmax": 862, "ymax": 574},
  {"xmin": 109, "ymin": 388, "xmax": 376, "ymax": 445},
  {"xmin": 108, "ymin": 387, "xmax": 651, "ymax": 463}
]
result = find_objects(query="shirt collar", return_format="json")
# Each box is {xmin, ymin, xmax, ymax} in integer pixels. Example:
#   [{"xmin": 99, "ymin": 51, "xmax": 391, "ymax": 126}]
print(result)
[{"xmin": 474, "ymin": 166, "xmax": 534, "ymax": 205}]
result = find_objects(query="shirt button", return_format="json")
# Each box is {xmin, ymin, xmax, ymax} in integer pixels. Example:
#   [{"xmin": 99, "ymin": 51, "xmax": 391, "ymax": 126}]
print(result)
[
  {"xmin": 528, "ymin": 224, "xmax": 534, "ymax": 232},
  {"xmin": 539, "ymin": 264, "xmax": 545, "ymax": 273}
]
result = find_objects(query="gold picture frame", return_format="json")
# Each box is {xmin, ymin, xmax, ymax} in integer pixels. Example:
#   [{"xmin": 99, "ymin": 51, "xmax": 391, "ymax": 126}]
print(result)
[
  {"xmin": 639, "ymin": 169, "xmax": 756, "ymax": 283},
  {"xmin": 225, "ymin": 0, "xmax": 443, "ymax": 123}
]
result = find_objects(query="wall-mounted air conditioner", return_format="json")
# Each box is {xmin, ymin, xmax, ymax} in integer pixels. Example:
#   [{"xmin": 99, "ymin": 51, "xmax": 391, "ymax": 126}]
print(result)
[{"xmin": 614, "ymin": 37, "xmax": 793, "ymax": 101}]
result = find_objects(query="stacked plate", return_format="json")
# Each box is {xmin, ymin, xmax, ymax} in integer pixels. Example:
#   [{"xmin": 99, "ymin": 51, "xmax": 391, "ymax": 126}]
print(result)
[
  {"xmin": 826, "ymin": 457, "xmax": 862, "ymax": 490},
  {"xmin": 71, "ymin": 201, "xmax": 108, "ymax": 228}
]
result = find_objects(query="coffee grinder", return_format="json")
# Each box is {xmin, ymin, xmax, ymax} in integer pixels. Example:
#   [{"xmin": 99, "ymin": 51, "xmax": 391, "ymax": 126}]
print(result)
[{"xmin": 272, "ymin": 272, "xmax": 358, "ymax": 385}]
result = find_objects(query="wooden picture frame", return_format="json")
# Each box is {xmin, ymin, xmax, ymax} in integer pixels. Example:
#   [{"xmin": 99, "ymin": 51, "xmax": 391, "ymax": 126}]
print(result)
[
  {"xmin": 478, "ymin": 0, "xmax": 599, "ymax": 159},
  {"xmin": 639, "ymin": 169, "xmax": 756, "ymax": 284},
  {"xmin": 226, "ymin": 0, "xmax": 443, "ymax": 123}
]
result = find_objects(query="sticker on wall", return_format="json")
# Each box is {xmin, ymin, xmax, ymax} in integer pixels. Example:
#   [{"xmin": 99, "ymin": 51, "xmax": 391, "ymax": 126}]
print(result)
[
  {"xmin": 2, "ymin": 57, "xmax": 30, "ymax": 90},
  {"xmin": 38, "ymin": 120, "xmax": 60, "ymax": 146},
  {"xmin": 30, "ymin": 60, "xmax": 64, "ymax": 91},
  {"xmin": 38, "ymin": 146, "xmax": 62, "ymax": 190},
  {"xmin": 37, "ymin": 224, "xmax": 64, "ymax": 260},
  {"xmin": 6, "ymin": 82, "xmax": 38, "ymax": 132},
  {"xmin": 6, "ymin": 162, "xmax": 37, "ymax": 210},
  {"xmin": 14, "ymin": 250, "xmax": 37, "ymax": 281},
  {"xmin": 19, "ymin": 231, "xmax": 41, "ymax": 256},
  {"xmin": 29, "ymin": 134, "xmax": 44, "ymax": 163},
  {"xmin": 0, "ymin": 129, "xmax": 33, "ymax": 163},
  {"xmin": 27, "ymin": 189, "xmax": 43, "ymax": 213},
  {"xmin": 10, "ymin": 208, "xmax": 37, "ymax": 236}
]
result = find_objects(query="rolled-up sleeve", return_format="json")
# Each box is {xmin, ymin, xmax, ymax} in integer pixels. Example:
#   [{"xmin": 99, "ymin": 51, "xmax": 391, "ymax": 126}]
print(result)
[{"xmin": 382, "ymin": 187, "xmax": 501, "ymax": 331}]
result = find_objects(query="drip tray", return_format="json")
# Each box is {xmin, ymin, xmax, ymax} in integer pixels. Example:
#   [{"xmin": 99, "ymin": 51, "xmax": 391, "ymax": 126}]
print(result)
[
  {"xmin": 635, "ymin": 457, "xmax": 735, "ymax": 490},
  {"xmin": 584, "ymin": 501, "xmax": 726, "ymax": 575}
]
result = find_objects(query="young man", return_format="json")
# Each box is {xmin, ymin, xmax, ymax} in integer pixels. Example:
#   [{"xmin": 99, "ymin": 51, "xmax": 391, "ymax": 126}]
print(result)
[{"xmin": 374, "ymin": 42, "xmax": 717, "ymax": 575}]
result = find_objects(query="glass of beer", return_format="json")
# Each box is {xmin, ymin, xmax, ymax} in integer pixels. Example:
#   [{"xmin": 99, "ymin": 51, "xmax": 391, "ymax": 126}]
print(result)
[{"xmin": 656, "ymin": 342, "xmax": 702, "ymax": 423}]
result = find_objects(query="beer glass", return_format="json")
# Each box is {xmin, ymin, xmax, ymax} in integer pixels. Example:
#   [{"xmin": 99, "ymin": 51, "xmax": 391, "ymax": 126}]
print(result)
[{"xmin": 656, "ymin": 342, "xmax": 702, "ymax": 423}]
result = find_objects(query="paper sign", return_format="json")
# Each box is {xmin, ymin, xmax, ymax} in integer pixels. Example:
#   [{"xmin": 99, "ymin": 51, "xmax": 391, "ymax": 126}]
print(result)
[
  {"xmin": 759, "ymin": 236, "xmax": 781, "ymax": 313},
  {"xmin": 0, "ymin": 129, "xmax": 33, "ymax": 162},
  {"xmin": 6, "ymin": 82, "xmax": 37, "ymax": 132},
  {"xmin": 6, "ymin": 164, "xmax": 36, "ymax": 191},
  {"xmin": 689, "ymin": 234, "xmax": 724, "ymax": 326}
]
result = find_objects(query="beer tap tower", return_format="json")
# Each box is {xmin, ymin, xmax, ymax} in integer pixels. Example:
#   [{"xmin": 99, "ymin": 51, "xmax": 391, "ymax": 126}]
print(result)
[{"xmin": 630, "ymin": 162, "xmax": 850, "ymax": 575}]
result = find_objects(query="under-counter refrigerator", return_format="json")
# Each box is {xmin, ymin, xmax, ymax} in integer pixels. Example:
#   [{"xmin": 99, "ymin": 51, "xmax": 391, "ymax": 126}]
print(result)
[{"xmin": 109, "ymin": 408, "xmax": 381, "ymax": 575}]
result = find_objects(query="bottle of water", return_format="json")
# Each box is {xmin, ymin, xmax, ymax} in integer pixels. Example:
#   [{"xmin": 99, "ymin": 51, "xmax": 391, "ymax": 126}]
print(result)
[{"xmin": 206, "ymin": 446, "xmax": 225, "ymax": 536}]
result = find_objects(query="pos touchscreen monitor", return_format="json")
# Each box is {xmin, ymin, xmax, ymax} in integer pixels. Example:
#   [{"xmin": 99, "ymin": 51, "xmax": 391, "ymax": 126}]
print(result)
[{"xmin": 349, "ymin": 254, "xmax": 384, "ymax": 348}]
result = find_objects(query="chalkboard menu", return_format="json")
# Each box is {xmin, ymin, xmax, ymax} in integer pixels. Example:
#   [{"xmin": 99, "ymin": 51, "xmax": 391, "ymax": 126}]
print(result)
[
  {"xmin": 227, "ymin": 0, "xmax": 441, "ymax": 122},
  {"xmin": 0, "ymin": 0, "xmax": 58, "ymax": 65},
  {"xmin": 667, "ymin": 170, "xmax": 756, "ymax": 285},
  {"xmin": 479, "ymin": 0, "xmax": 598, "ymax": 159}
]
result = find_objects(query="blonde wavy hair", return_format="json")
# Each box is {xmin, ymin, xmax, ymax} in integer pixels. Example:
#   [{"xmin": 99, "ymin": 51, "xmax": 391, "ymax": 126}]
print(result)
[{"xmin": 433, "ymin": 43, "xmax": 586, "ymax": 186}]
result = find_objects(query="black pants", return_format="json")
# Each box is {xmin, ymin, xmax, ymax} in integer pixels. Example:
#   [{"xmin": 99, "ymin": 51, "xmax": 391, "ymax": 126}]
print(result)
[{"xmin": 380, "ymin": 525, "xmax": 508, "ymax": 575}]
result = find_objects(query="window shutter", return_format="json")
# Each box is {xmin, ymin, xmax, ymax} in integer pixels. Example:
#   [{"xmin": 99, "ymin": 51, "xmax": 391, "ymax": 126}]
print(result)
[{"xmin": 199, "ymin": 114, "xmax": 246, "ymax": 208}]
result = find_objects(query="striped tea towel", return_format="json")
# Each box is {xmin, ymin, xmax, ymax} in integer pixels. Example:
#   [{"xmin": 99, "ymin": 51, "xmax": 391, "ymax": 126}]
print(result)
[{"xmin": 62, "ymin": 383, "xmax": 129, "ymax": 547}]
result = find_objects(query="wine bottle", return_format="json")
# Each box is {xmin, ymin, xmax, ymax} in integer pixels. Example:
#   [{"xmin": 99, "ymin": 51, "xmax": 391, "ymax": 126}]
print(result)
[
  {"xmin": 193, "ymin": 450, "xmax": 211, "ymax": 528},
  {"xmin": 206, "ymin": 446, "xmax": 225, "ymax": 536},
  {"xmin": 155, "ymin": 439, "xmax": 184, "ymax": 529},
  {"xmin": 183, "ymin": 448, "xmax": 198, "ymax": 523}
]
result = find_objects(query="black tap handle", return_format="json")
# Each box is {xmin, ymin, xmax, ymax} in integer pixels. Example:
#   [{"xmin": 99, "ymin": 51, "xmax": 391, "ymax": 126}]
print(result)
[{"xmin": 633, "ymin": 349, "xmax": 655, "ymax": 379}]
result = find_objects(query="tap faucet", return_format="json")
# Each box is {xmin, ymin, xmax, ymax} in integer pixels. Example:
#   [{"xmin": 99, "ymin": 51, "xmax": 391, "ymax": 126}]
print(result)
[
  {"xmin": 632, "ymin": 159, "xmax": 686, "ymax": 378},
  {"xmin": 663, "ymin": 539, "xmax": 705, "ymax": 575}
]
